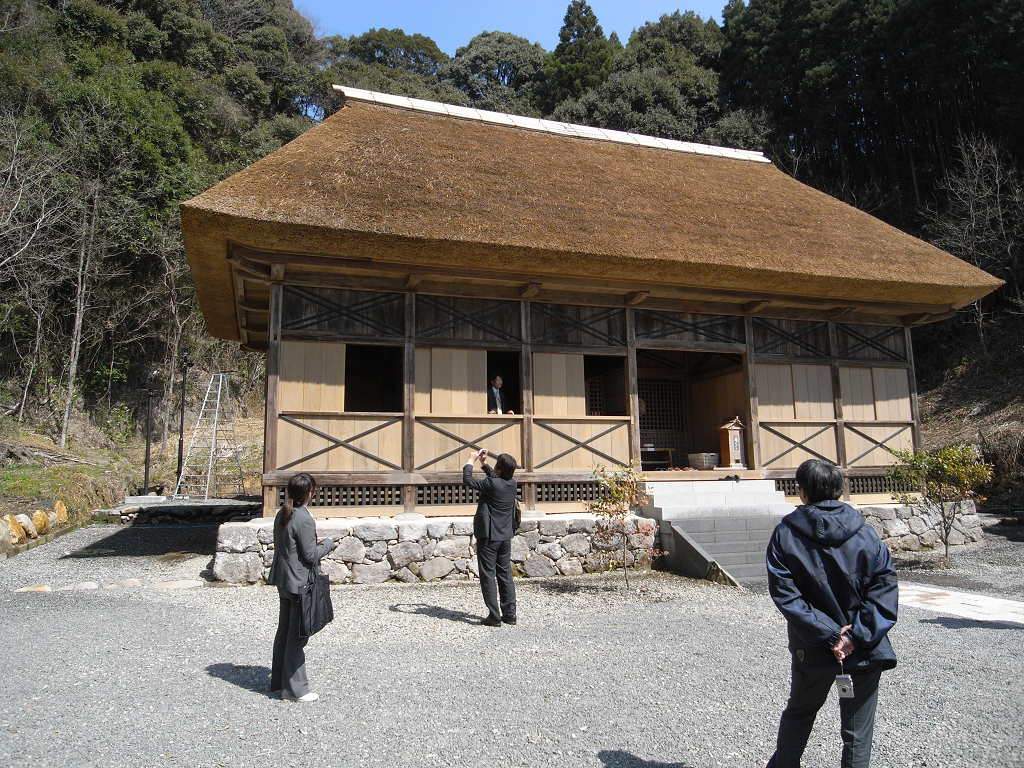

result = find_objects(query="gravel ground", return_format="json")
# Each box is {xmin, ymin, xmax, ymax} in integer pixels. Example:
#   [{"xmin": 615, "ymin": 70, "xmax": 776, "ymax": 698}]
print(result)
[{"xmin": 1, "ymin": 523, "xmax": 1021, "ymax": 768}]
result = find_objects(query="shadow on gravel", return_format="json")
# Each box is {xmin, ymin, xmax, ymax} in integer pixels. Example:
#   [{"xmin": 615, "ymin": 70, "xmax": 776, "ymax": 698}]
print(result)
[
  {"xmin": 598, "ymin": 750, "xmax": 696, "ymax": 767},
  {"xmin": 920, "ymin": 616, "xmax": 1024, "ymax": 631},
  {"xmin": 61, "ymin": 525, "xmax": 220, "ymax": 560},
  {"xmin": 388, "ymin": 603, "xmax": 481, "ymax": 624},
  {"xmin": 206, "ymin": 663, "xmax": 276, "ymax": 697}
]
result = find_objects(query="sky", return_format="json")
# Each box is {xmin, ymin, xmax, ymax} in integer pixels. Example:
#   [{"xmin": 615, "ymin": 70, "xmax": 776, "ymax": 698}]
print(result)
[{"xmin": 296, "ymin": 0, "xmax": 727, "ymax": 55}]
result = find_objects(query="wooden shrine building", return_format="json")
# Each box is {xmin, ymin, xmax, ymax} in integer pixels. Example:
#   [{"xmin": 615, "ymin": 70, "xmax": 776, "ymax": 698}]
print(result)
[{"xmin": 180, "ymin": 87, "xmax": 1001, "ymax": 517}]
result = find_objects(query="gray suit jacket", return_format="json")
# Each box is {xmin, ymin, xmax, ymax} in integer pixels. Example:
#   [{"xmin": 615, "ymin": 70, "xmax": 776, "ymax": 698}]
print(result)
[
  {"xmin": 266, "ymin": 505, "xmax": 335, "ymax": 594},
  {"xmin": 464, "ymin": 462, "xmax": 517, "ymax": 542}
]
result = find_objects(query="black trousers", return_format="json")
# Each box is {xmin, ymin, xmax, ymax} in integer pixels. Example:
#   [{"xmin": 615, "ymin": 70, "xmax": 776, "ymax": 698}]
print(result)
[
  {"xmin": 271, "ymin": 589, "xmax": 309, "ymax": 698},
  {"xmin": 476, "ymin": 537, "xmax": 515, "ymax": 621},
  {"xmin": 767, "ymin": 660, "xmax": 883, "ymax": 768}
]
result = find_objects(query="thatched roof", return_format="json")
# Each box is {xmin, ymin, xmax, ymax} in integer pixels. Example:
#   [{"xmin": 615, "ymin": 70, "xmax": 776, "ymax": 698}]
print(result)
[{"xmin": 181, "ymin": 88, "xmax": 1001, "ymax": 343}]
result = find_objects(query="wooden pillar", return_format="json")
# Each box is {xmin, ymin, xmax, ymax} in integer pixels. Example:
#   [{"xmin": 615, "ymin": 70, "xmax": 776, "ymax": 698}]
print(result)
[
  {"xmin": 403, "ymin": 291, "xmax": 416, "ymax": 513},
  {"xmin": 262, "ymin": 282, "xmax": 283, "ymax": 516},
  {"xmin": 828, "ymin": 321, "xmax": 850, "ymax": 499},
  {"xmin": 625, "ymin": 307, "xmax": 641, "ymax": 467},
  {"xmin": 904, "ymin": 326, "xmax": 923, "ymax": 451},
  {"xmin": 742, "ymin": 316, "xmax": 762, "ymax": 471},
  {"xmin": 520, "ymin": 300, "xmax": 535, "ymax": 509}
]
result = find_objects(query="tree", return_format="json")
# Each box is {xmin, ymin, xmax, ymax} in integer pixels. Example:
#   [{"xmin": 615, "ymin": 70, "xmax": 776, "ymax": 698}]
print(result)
[
  {"xmin": 542, "ymin": 0, "xmax": 618, "ymax": 110},
  {"xmin": 887, "ymin": 444, "xmax": 993, "ymax": 558},
  {"xmin": 586, "ymin": 462, "xmax": 659, "ymax": 587},
  {"xmin": 346, "ymin": 28, "xmax": 448, "ymax": 77},
  {"xmin": 443, "ymin": 31, "xmax": 546, "ymax": 115}
]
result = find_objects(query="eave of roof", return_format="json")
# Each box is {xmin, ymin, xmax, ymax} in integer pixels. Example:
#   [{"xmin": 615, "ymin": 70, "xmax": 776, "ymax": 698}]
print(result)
[{"xmin": 180, "ymin": 90, "xmax": 1003, "ymax": 343}]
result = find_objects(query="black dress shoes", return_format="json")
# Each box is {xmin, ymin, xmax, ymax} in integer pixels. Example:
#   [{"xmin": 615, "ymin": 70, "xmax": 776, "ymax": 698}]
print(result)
[
  {"xmin": 481, "ymin": 615, "xmax": 502, "ymax": 626},
  {"xmin": 502, "ymin": 616, "xmax": 517, "ymax": 625}
]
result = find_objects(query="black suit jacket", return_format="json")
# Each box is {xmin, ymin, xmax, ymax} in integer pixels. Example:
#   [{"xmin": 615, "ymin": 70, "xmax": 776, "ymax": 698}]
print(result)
[
  {"xmin": 266, "ymin": 505, "xmax": 335, "ymax": 594},
  {"xmin": 487, "ymin": 387, "xmax": 512, "ymax": 413},
  {"xmin": 463, "ymin": 462, "xmax": 517, "ymax": 542}
]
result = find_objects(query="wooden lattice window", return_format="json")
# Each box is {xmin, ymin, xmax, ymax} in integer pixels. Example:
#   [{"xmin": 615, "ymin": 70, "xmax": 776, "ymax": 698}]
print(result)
[
  {"xmin": 535, "ymin": 482, "xmax": 602, "ymax": 503},
  {"xmin": 848, "ymin": 475, "xmax": 915, "ymax": 495},
  {"xmin": 586, "ymin": 378, "xmax": 604, "ymax": 416},
  {"xmin": 638, "ymin": 379, "xmax": 687, "ymax": 431},
  {"xmin": 281, "ymin": 287, "xmax": 404, "ymax": 338},
  {"xmin": 275, "ymin": 485, "xmax": 402, "ymax": 507},
  {"xmin": 417, "ymin": 484, "xmax": 525, "ymax": 505},
  {"xmin": 752, "ymin": 319, "xmax": 829, "ymax": 357},
  {"xmin": 835, "ymin": 324, "xmax": 907, "ymax": 362},
  {"xmin": 633, "ymin": 310, "xmax": 745, "ymax": 345}
]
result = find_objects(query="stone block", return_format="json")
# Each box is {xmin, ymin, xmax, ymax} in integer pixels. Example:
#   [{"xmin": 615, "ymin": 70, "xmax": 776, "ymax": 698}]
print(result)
[
  {"xmin": 895, "ymin": 505, "xmax": 914, "ymax": 520},
  {"xmin": 865, "ymin": 518, "xmax": 884, "ymax": 537},
  {"xmin": 54, "ymin": 500, "xmax": 68, "ymax": 525},
  {"xmin": 521, "ymin": 529, "xmax": 540, "ymax": 550},
  {"xmin": 388, "ymin": 541, "xmax": 424, "ymax": 569},
  {"xmin": 919, "ymin": 530, "xmax": 940, "ymax": 548},
  {"xmin": 566, "ymin": 516, "xmax": 596, "ymax": 534},
  {"xmin": 881, "ymin": 518, "xmax": 910, "ymax": 538},
  {"xmin": 317, "ymin": 521, "xmax": 354, "ymax": 540},
  {"xmin": 451, "ymin": 519, "xmax": 475, "ymax": 536},
  {"xmin": 332, "ymin": 536, "xmax": 366, "ymax": 563},
  {"xmin": 3, "ymin": 515, "xmax": 24, "ymax": 545},
  {"xmin": 418, "ymin": 557, "xmax": 455, "ymax": 582},
  {"xmin": 48, "ymin": 512, "xmax": 59, "ymax": 530},
  {"xmin": 421, "ymin": 539, "xmax": 436, "ymax": 558},
  {"xmin": 434, "ymin": 536, "xmax": 472, "ymax": 559},
  {"xmin": 394, "ymin": 567, "xmax": 419, "ymax": 583},
  {"xmin": 968, "ymin": 527, "xmax": 984, "ymax": 543},
  {"xmin": 257, "ymin": 527, "xmax": 274, "ymax": 545},
  {"xmin": 539, "ymin": 519, "xmax": 567, "ymax": 537},
  {"xmin": 510, "ymin": 536, "xmax": 530, "ymax": 562},
  {"xmin": 947, "ymin": 529, "xmax": 966, "ymax": 546},
  {"xmin": 353, "ymin": 520, "xmax": 397, "ymax": 542},
  {"xmin": 262, "ymin": 550, "xmax": 275, "ymax": 567},
  {"xmin": 444, "ymin": 572, "xmax": 468, "ymax": 581},
  {"xmin": 398, "ymin": 521, "xmax": 429, "ymax": 542},
  {"xmin": 583, "ymin": 553, "xmax": 609, "ymax": 573},
  {"xmin": 365, "ymin": 541, "xmax": 388, "ymax": 561},
  {"xmin": 558, "ymin": 558, "xmax": 584, "ymax": 576},
  {"xmin": 321, "ymin": 559, "xmax": 350, "ymax": 584},
  {"xmin": 212, "ymin": 552, "xmax": 263, "ymax": 583},
  {"xmin": 516, "ymin": 519, "xmax": 538, "ymax": 532},
  {"xmin": 863, "ymin": 505, "xmax": 897, "ymax": 521},
  {"xmin": 559, "ymin": 533, "xmax": 591, "ymax": 557},
  {"xmin": 466, "ymin": 557, "xmax": 479, "ymax": 576},
  {"xmin": 628, "ymin": 531, "xmax": 655, "ymax": 550},
  {"xmin": 352, "ymin": 561, "xmax": 391, "ymax": 584},
  {"xmin": 453, "ymin": 558, "xmax": 469, "ymax": 573},
  {"xmin": 593, "ymin": 532, "xmax": 624, "ymax": 551},
  {"xmin": 0, "ymin": 520, "xmax": 9, "ymax": 555},
  {"xmin": 30, "ymin": 510, "xmax": 49, "ymax": 536},
  {"xmin": 217, "ymin": 524, "xmax": 260, "ymax": 553},
  {"xmin": 522, "ymin": 554, "xmax": 557, "ymax": 578},
  {"xmin": 908, "ymin": 517, "xmax": 930, "ymax": 535},
  {"xmin": 14, "ymin": 514, "xmax": 37, "ymax": 539},
  {"xmin": 427, "ymin": 520, "xmax": 451, "ymax": 538},
  {"xmin": 538, "ymin": 542, "xmax": 564, "ymax": 560},
  {"xmin": 899, "ymin": 534, "xmax": 921, "ymax": 551}
]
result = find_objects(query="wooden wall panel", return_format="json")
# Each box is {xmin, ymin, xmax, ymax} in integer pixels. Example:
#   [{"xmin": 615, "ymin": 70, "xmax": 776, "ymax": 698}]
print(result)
[
  {"xmin": 872, "ymin": 367, "xmax": 912, "ymax": 422},
  {"xmin": 792, "ymin": 365, "xmax": 834, "ymax": 420},
  {"xmin": 844, "ymin": 424, "xmax": 913, "ymax": 466},
  {"xmin": 755, "ymin": 363, "xmax": 796, "ymax": 421},
  {"xmin": 275, "ymin": 416, "xmax": 401, "ymax": 471},
  {"xmin": 690, "ymin": 371, "xmax": 747, "ymax": 453},
  {"xmin": 414, "ymin": 347, "xmax": 431, "ymax": 412},
  {"xmin": 278, "ymin": 340, "xmax": 346, "ymax": 415},
  {"xmin": 533, "ymin": 352, "xmax": 585, "ymax": 416},
  {"xmin": 413, "ymin": 418, "xmax": 522, "ymax": 471},
  {"xmin": 532, "ymin": 418, "xmax": 630, "ymax": 470},
  {"xmin": 417, "ymin": 347, "xmax": 487, "ymax": 414},
  {"xmin": 759, "ymin": 424, "xmax": 839, "ymax": 468},
  {"xmin": 840, "ymin": 366, "xmax": 876, "ymax": 421}
]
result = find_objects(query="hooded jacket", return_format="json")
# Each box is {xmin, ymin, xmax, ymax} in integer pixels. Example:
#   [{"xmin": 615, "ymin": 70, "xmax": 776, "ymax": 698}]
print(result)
[{"xmin": 767, "ymin": 499, "xmax": 898, "ymax": 671}]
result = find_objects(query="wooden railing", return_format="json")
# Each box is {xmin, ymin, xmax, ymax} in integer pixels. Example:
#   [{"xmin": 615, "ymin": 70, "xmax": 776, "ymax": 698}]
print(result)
[
  {"xmin": 276, "ymin": 412, "xmax": 403, "ymax": 471},
  {"xmin": 533, "ymin": 416, "xmax": 630, "ymax": 471},
  {"xmin": 843, "ymin": 421, "xmax": 914, "ymax": 466},
  {"xmin": 414, "ymin": 415, "xmax": 523, "ymax": 471},
  {"xmin": 758, "ymin": 421, "xmax": 839, "ymax": 468}
]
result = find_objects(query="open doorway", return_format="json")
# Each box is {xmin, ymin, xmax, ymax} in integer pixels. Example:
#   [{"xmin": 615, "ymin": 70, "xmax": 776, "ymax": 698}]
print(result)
[
  {"xmin": 636, "ymin": 349, "xmax": 747, "ymax": 470},
  {"xmin": 584, "ymin": 355, "xmax": 627, "ymax": 416},
  {"xmin": 345, "ymin": 344, "xmax": 403, "ymax": 412},
  {"xmin": 486, "ymin": 351, "xmax": 521, "ymax": 414}
]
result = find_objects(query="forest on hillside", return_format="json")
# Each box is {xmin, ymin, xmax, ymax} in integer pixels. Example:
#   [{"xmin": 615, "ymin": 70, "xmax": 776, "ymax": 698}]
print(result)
[{"xmin": 0, "ymin": 0, "xmax": 1021, "ymax": 493}]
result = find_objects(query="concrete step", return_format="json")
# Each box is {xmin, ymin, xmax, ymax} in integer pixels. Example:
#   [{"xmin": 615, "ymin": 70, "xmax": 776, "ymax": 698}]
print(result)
[
  {"xmin": 700, "ymin": 539, "xmax": 770, "ymax": 555},
  {"xmin": 673, "ymin": 516, "xmax": 785, "ymax": 534},
  {"xmin": 645, "ymin": 480, "xmax": 779, "ymax": 494},
  {"xmin": 712, "ymin": 551, "xmax": 770, "ymax": 566},
  {"xmin": 722, "ymin": 562, "xmax": 770, "ymax": 582},
  {"xmin": 654, "ymin": 503, "xmax": 794, "ymax": 520},
  {"xmin": 649, "ymin": 492, "xmax": 788, "ymax": 507}
]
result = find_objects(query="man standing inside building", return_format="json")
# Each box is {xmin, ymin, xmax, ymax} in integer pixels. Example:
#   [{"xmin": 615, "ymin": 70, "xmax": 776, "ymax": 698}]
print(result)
[{"xmin": 765, "ymin": 459, "xmax": 898, "ymax": 768}]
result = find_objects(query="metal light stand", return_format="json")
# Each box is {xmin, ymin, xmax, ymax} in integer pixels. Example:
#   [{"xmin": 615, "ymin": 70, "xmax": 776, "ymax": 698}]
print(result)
[{"xmin": 176, "ymin": 349, "xmax": 192, "ymax": 486}]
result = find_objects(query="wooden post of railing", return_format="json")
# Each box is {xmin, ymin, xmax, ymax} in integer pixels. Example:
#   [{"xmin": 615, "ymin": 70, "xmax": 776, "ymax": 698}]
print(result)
[
  {"xmin": 743, "ymin": 316, "xmax": 762, "ymax": 471},
  {"xmin": 828, "ymin": 322, "xmax": 850, "ymax": 499},
  {"xmin": 520, "ymin": 299, "xmax": 535, "ymax": 509},
  {"xmin": 263, "ymin": 281, "xmax": 283, "ymax": 516},
  {"xmin": 403, "ymin": 291, "xmax": 416, "ymax": 513},
  {"xmin": 625, "ymin": 307, "xmax": 641, "ymax": 467}
]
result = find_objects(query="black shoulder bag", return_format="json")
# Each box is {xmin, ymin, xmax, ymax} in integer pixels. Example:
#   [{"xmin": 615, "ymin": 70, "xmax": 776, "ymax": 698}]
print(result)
[{"xmin": 299, "ymin": 561, "xmax": 334, "ymax": 638}]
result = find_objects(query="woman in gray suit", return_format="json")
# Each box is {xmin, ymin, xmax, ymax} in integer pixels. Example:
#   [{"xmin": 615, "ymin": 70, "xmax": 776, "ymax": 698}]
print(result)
[
  {"xmin": 267, "ymin": 473, "xmax": 336, "ymax": 702},
  {"xmin": 464, "ymin": 449, "xmax": 518, "ymax": 626}
]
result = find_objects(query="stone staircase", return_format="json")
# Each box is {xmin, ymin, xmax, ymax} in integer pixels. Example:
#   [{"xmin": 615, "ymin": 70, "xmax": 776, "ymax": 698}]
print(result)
[{"xmin": 640, "ymin": 479, "xmax": 795, "ymax": 584}]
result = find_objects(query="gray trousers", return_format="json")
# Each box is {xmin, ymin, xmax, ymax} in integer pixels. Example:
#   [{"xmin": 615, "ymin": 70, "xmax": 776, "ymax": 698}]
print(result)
[
  {"xmin": 476, "ymin": 538, "xmax": 515, "ymax": 621},
  {"xmin": 767, "ymin": 660, "xmax": 883, "ymax": 768},
  {"xmin": 271, "ymin": 589, "xmax": 309, "ymax": 698}
]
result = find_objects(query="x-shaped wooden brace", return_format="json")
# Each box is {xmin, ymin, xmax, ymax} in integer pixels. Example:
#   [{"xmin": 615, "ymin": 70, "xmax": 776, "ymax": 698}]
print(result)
[
  {"xmin": 753, "ymin": 319, "xmax": 829, "ymax": 357},
  {"xmin": 533, "ymin": 420, "xmax": 628, "ymax": 469},
  {"xmin": 760, "ymin": 423, "xmax": 834, "ymax": 466},
  {"xmin": 836, "ymin": 324, "xmax": 905, "ymax": 361},
  {"xmin": 414, "ymin": 418, "xmax": 521, "ymax": 471},
  {"xmin": 283, "ymin": 287, "xmax": 404, "ymax": 336},
  {"xmin": 416, "ymin": 295, "xmax": 518, "ymax": 341},
  {"xmin": 844, "ymin": 423, "xmax": 912, "ymax": 465},
  {"xmin": 634, "ymin": 309, "xmax": 745, "ymax": 344},
  {"xmin": 276, "ymin": 415, "xmax": 403, "ymax": 470},
  {"xmin": 530, "ymin": 304, "xmax": 625, "ymax": 346}
]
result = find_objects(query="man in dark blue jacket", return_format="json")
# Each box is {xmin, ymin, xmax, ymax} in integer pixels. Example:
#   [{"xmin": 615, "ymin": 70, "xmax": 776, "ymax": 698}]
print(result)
[{"xmin": 766, "ymin": 459, "xmax": 898, "ymax": 768}]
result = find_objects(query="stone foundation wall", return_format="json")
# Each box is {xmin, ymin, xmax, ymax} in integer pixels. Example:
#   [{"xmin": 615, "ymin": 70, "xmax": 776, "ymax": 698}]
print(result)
[
  {"xmin": 859, "ymin": 502, "xmax": 983, "ymax": 553},
  {"xmin": 212, "ymin": 513, "xmax": 659, "ymax": 584}
]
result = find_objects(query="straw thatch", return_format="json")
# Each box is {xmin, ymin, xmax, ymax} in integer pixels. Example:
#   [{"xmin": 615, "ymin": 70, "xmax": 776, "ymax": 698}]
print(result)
[{"xmin": 181, "ymin": 95, "xmax": 1001, "ymax": 342}]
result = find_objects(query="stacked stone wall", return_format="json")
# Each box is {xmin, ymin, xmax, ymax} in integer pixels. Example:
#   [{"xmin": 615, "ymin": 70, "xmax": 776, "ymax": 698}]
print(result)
[
  {"xmin": 858, "ymin": 502, "xmax": 983, "ymax": 553},
  {"xmin": 212, "ymin": 514, "xmax": 659, "ymax": 584}
]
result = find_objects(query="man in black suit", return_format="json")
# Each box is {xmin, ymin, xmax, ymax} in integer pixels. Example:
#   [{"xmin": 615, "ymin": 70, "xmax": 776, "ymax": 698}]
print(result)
[
  {"xmin": 487, "ymin": 373, "xmax": 514, "ymax": 414},
  {"xmin": 464, "ymin": 448, "xmax": 518, "ymax": 626}
]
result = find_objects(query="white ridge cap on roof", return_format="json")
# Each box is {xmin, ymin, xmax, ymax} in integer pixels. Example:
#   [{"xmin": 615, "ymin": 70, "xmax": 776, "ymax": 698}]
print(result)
[{"xmin": 333, "ymin": 85, "xmax": 772, "ymax": 165}]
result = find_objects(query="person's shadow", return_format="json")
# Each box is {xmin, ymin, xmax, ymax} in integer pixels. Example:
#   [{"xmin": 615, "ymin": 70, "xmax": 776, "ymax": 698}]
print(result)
[
  {"xmin": 597, "ymin": 750, "xmax": 695, "ymax": 767},
  {"xmin": 206, "ymin": 663, "xmax": 277, "ymax": 697},
  {"xmin": 389, "ymin": 603, "xmax": 481, "ymax": 624},
  {"xmin": 920, "ymin": 616, "xmax": 1024, "ymax": 631}
]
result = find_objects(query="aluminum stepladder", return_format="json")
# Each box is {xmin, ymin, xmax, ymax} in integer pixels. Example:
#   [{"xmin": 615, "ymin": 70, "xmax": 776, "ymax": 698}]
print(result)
[{"xmin": 173, "ymin": 373, "xmax": 245, "ymax": 499}]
